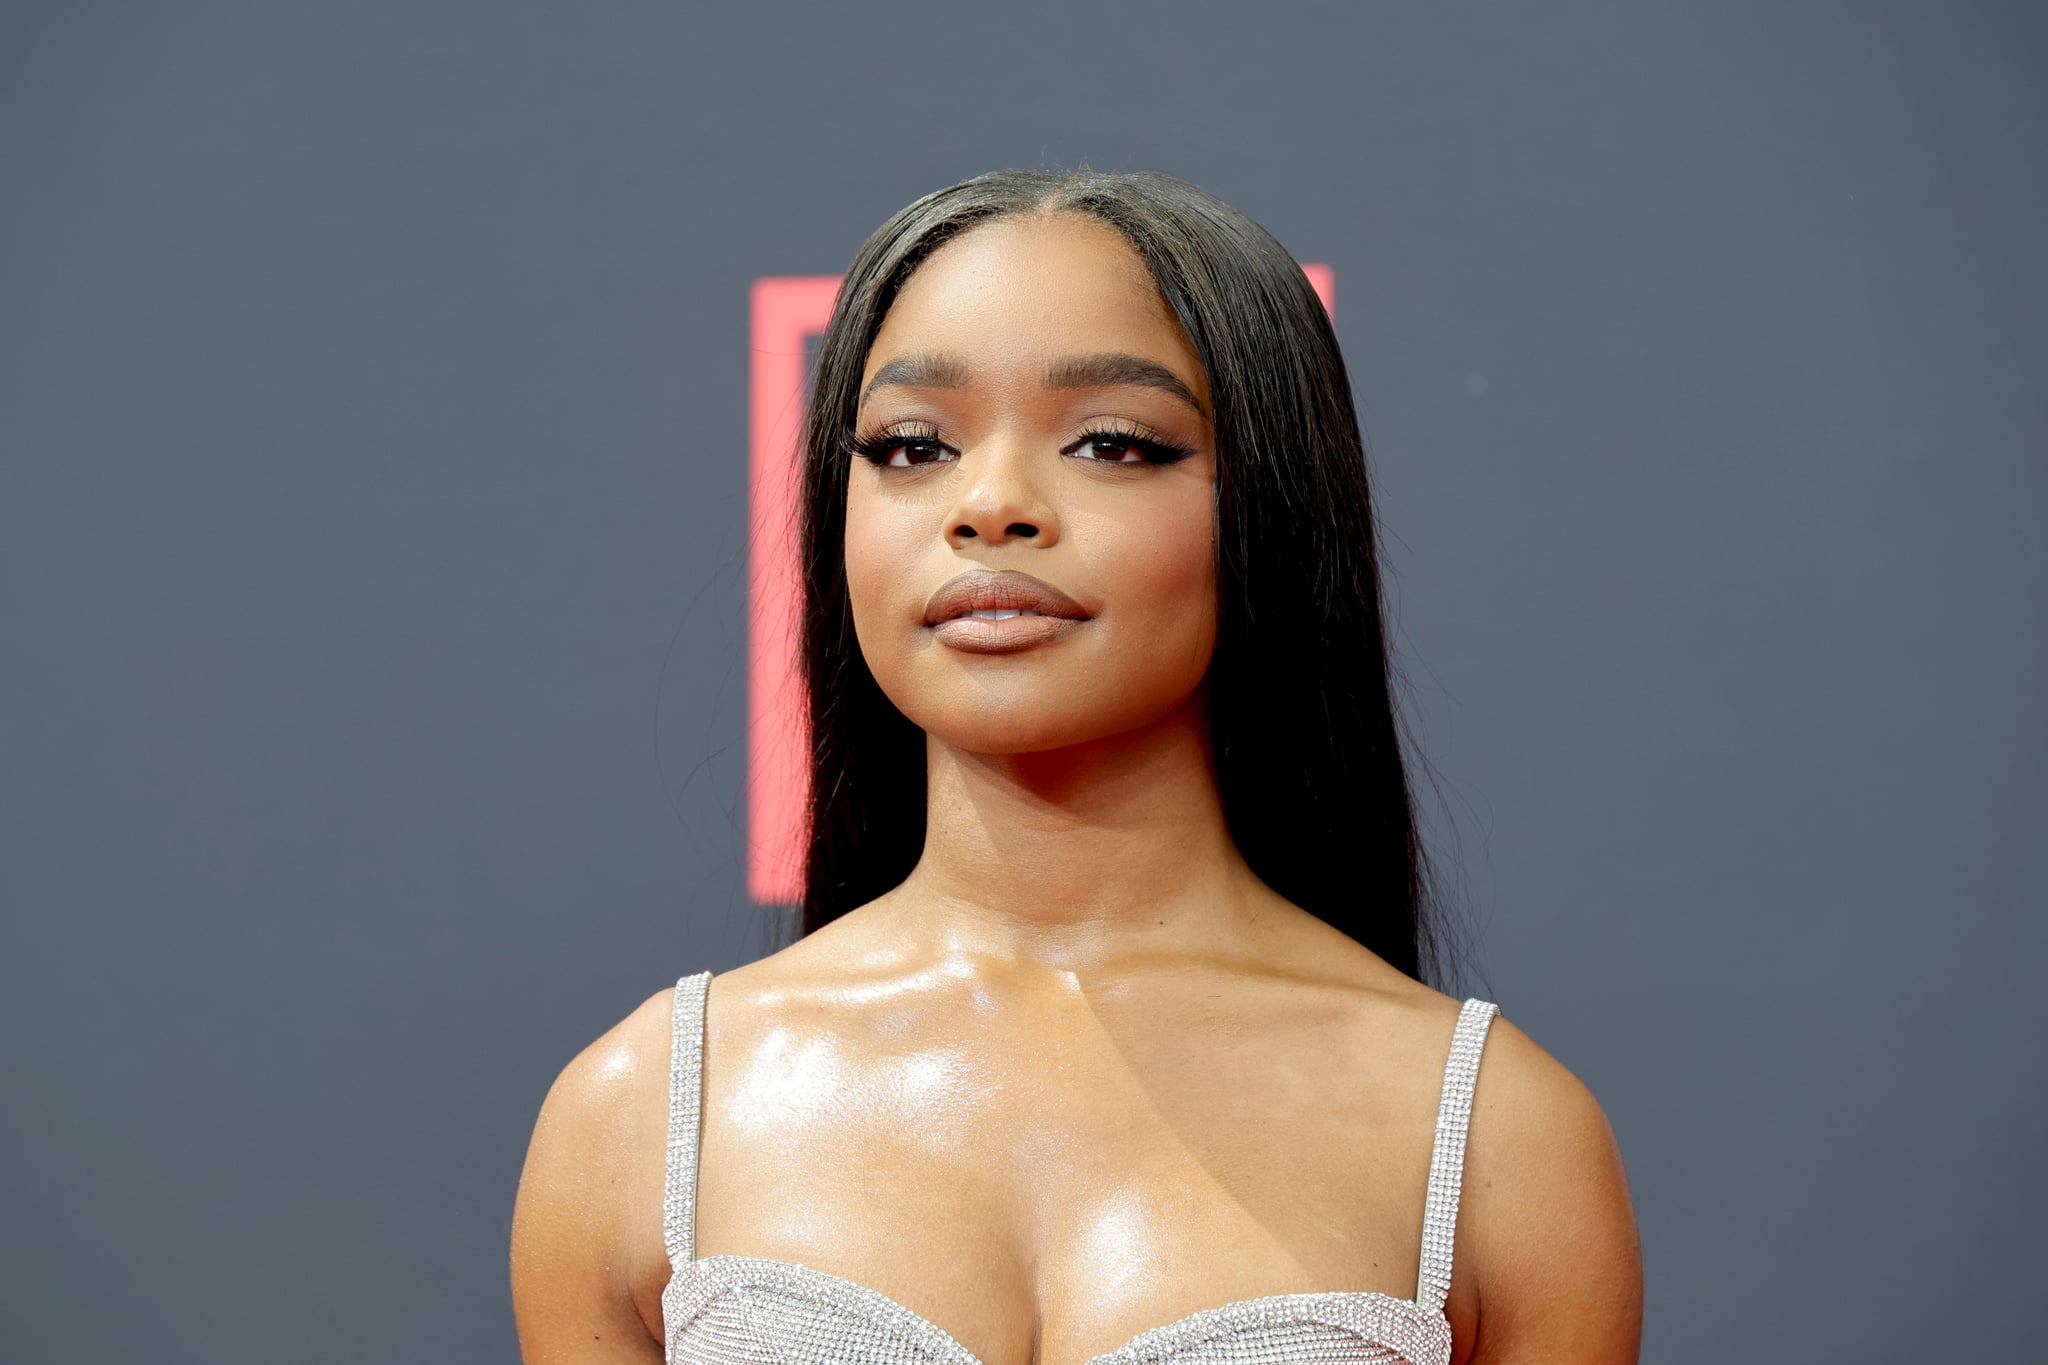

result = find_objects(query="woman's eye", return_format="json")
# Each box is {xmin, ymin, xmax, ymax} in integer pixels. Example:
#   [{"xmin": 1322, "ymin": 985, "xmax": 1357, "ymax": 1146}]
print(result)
[
  {"xmin": 885, "ymin": 439, "xmax": 953, "ymax": 467},
  {"xmin": 1072, "ymin": 437, "xmax": 1148, "ymax": 463}
]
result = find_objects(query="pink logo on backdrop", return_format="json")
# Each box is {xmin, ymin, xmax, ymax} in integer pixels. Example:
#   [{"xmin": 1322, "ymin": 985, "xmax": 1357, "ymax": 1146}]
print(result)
[{"xmin": 746, "ymin": 265, "xmax": 1336, "ymax": 904}]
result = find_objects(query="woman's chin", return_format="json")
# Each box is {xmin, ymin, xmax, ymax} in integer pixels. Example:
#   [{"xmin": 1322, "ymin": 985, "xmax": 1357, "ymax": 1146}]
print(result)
[
  {"xmin": 908, "ymin": 698, "xmax": 1200, "ymax": 762},
  {"xmin": 921, "ymin": 716, "xmax": 1110, "ymax": 758}
]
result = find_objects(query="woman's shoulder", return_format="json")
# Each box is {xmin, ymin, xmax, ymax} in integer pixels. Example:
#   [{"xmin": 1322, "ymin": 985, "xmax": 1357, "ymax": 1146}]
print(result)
[
  {"xmin": 1449, "ymin": 1006, "xmax": 1644, "ymax": 1359},
  {"xmin": 1341, "ymin": 946, "xmax": 1629, "ymax": 1221},
  {"xmin": 509, "ymin": 977, "xmax": 694, "ymax": 1357},
  {"xmin": 530, "ymin": 979, "xmax": 683, "ymax": 1132},
  {"xmin": 1453, "ymin": 1004, "xmax": 1631, "ymax": 1207},
  {"xmin": 512, "ymin": 959, "xmax": 819, "ymax": 1191},
  {"xmin": 513, "ymin": 982, "xmax": 674, "ymax": 1202}
]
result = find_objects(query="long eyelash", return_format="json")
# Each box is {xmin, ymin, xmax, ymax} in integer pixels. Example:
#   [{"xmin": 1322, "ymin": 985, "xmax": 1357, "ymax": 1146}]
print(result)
[
  {"xmin": 1073, "ymin": 420, "xmax": 1197, "ymax": 464},
  {"xmin": 844, "ymin": 421, "xmax": 1196, "ymax": 466},
  {"xmin": 845, "ymin": 422, "xmax": 944, "ymax": 466}
]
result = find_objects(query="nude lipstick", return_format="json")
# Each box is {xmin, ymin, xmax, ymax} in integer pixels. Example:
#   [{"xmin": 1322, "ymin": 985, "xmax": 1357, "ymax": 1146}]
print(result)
[{"xmin": 922, "ymin": 569, "xmax": 1091, "ymax": 654}]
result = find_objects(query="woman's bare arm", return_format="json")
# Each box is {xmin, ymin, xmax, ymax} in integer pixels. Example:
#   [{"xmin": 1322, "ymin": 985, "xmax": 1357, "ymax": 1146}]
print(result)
[
  {"xmin": 511, "ymin": 996, "xmax": 671, "ymax": 1363},
  {"xmin": 1462, "ymin": 1017, "xmax": 1645, "ymax": 1365}
]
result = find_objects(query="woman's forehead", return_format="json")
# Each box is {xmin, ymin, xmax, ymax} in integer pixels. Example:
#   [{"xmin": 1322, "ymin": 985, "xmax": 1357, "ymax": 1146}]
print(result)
[{"xmin": 866, "ymin": 215, "xmax": 1197, "ymax": 379}]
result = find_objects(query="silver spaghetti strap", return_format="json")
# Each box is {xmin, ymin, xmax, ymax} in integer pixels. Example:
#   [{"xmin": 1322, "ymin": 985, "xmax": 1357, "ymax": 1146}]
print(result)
[
  {"xmin": 1415, "ymin": 997, "xmax": 1499, "ymax": 1313},
  {"xmin": 662, "ymin": 970, "xmax": 713, "ymax": 1267}
]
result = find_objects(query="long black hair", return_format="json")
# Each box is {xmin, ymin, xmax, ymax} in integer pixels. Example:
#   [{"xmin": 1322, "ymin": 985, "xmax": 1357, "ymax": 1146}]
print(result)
[{"xmin": 795, "ymin": 168, "xmax": 1453, "ymax": 986}]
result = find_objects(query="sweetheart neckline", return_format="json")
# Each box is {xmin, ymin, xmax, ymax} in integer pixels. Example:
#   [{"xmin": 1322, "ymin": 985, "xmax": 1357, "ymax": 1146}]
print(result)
[{"xmin": 665, "ymin": 1250, "xmax": 1452, "ymax": 1365}]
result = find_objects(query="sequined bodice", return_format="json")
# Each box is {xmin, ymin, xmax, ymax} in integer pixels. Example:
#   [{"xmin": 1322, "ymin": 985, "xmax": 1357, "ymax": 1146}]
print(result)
[{"xmin": 660, "ymin": 971, "xmax": 1498, "ymax": 1365}]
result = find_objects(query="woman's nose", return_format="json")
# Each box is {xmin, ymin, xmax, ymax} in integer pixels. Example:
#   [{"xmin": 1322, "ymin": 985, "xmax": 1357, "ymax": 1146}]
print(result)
[{"xmin": 944, "ymin": 443, "xmax": 1060, "ymax": 549}]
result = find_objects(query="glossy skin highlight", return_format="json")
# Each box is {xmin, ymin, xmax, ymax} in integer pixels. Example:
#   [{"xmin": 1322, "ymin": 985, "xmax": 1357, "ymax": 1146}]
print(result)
[{"xmin": 510, "ymin": 215, "xmax": 1644, "ymax": 1365}]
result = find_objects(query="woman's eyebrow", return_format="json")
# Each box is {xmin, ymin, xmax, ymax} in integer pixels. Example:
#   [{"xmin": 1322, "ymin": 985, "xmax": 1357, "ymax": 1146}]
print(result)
[
  {"xmin": 1043, "ymin": 352, "xmax": 1207, "ymax": 417},
  {"xmin": 859, "ymin": 352, "xmax": 972, "ymax": 407},
  {"xmin": 858, "ymin": 350, "xmax": 1207, "ymax": 417}
]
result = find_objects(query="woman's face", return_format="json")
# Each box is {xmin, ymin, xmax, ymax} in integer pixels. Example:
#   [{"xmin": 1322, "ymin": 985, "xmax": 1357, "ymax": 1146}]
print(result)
[{"xmin": 845, "ymin": 213, "xmax": 1219, "ymax": 757}]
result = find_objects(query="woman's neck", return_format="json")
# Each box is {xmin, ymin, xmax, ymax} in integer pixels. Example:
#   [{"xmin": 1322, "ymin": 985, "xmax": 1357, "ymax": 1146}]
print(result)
[{"xmin": 894, "ymin": 696, "xmax": 1266, "ymax": 971}]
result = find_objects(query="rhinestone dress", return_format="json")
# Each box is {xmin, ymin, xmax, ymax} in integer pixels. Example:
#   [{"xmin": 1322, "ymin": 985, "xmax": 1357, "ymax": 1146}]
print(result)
[{"xmin": 661, "ymin": 970, "xmax": 1498, "ymax": 1365}]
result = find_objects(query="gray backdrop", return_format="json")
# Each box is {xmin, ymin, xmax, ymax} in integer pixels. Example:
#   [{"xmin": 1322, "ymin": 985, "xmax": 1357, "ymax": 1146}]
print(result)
[{"xmin": 3, "ymin": 4, "xmax": 2042, "ymax": 1361}]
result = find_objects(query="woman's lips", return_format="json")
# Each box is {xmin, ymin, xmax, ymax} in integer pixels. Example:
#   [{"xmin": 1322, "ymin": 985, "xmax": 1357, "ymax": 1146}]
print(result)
[
  {"xmin": 923, "ymin": 569, "xmax": 1090, "ymax": 654},
  {"xmin": 932, "ymin": 613, "xmax": 1087, "ymax": 653}
]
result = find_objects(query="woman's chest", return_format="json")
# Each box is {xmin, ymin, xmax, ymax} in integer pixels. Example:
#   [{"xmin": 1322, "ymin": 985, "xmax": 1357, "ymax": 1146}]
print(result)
[{"xmin": 640, "ymin": 1024, "xmax": 1445, "ymax": 1363}]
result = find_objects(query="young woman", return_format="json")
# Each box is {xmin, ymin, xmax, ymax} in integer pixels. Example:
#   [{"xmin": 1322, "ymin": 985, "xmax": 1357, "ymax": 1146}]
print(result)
[{"xmin": 511, "ymin": 169, "xmax": 1643, "ymax": 1365}]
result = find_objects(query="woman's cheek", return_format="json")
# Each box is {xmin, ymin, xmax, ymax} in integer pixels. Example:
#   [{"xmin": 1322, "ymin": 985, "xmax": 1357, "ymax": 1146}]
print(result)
[
  {"xmin": 1080, "ymin": 494, "xmax": 1217, "ymax": 661},
  {"xmin": 843, "ymin": 490, "xmax": 918, "ymax": 676}
]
